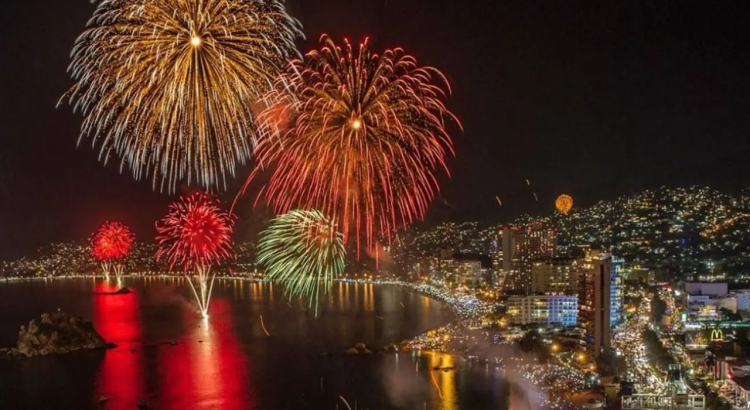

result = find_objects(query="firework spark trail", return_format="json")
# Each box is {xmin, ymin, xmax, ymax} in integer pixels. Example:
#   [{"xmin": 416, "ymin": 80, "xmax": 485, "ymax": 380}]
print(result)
[
  {"xmin": 339, "ymin": 396, "xmax": 353, "ymax": 410},
  {"xmin": 260, "ymin": 315, "xmax": 270, "ymax": 337},
  {"xmin": 156, "ymin": 192, "xmax": 233, "ymax": 317},
  {"xmin": 245, "ymin": 35, "xmax": 460, "ymax": 251},
  {"xmin": 430, "ymin": 371, "xmax": 443, "ymax": 399},
  {"xmin": 257, "ymin": 210, "xmax": 346, "ymax": 315},
  {"xmin": 61, "ymin": 0, "xmax": 302, "ymax": 192},
  {"xmin": 91, "ymin": 221, "xmax": 135, "ymax": 281}
]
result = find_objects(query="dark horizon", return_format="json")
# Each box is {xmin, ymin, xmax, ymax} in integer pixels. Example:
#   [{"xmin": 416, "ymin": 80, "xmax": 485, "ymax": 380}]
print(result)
[{"xmin": 1, "ymin": 0, "xmax": 749, "ymax": 259}]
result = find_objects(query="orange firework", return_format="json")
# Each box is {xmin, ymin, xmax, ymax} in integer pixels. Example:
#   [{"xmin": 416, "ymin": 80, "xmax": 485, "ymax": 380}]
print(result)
[
  {"xmin": 244, "ymin": 35, "xmax": 460, "ymax": 251},
  {"xmin": 555, "ymin": 194, "xmax": 573, "ymax": 214}
]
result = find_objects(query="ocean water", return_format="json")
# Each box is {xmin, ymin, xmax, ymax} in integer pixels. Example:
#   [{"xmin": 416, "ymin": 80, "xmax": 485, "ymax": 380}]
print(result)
[{"xmin": 0, "ymin": 278, "xmax": 508, "ymax": 410}]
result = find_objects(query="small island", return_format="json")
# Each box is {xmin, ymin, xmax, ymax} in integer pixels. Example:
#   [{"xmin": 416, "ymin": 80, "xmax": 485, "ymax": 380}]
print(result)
[{"xmin": 1, "ymin": 311, "xmax": 111, "ymax": 359}]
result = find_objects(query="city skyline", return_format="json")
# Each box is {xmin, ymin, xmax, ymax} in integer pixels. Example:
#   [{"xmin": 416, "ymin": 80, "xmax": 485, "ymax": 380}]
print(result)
[{"xmin": 7, "ymin": 185, "xmax": 750, "ymax": 279}]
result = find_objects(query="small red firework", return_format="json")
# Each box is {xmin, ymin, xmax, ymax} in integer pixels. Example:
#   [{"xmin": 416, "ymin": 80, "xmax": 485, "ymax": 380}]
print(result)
[
  {"xmin": 91, "ymin": 221, "xmax": 135, "ymax": 262},
  {"xmin": 155, "ymin": 192, "xmax": 234, "ymax": 271},
  {"xmin": 91, "ymin": 221, "xmax": 135, "ymax": 279}
]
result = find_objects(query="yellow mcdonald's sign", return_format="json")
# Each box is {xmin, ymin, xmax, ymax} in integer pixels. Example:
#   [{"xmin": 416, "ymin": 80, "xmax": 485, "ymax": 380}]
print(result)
[{"xmin": 710, "ymin": 328, "xmax": 724, "ymax": 341}]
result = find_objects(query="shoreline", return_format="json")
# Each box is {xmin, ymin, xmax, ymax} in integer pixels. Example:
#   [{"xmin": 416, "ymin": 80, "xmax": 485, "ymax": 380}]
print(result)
[
  {"xmin": 0, "ymin": 275, "xmax": 492, "ymax": 349},
  {"xmin": 1, "ymin": 275, "xmax": 493, "ymax": 317},
  {"xmin": 339, "ymin": 278, "xmax": 493, "ymax": 319},
  {"xmin": 342, "ymin": 279, "xmax": 494, "ymax": 353}
]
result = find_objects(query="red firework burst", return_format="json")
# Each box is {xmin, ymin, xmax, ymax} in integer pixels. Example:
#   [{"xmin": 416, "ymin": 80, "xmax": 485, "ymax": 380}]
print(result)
[
  {"xmin": 91, "ymin": 221, "xmax": 135, "ymax": 262},
  {"xmin": 155, "ymin": 192, "xmax": 234, "ymax": 271}
]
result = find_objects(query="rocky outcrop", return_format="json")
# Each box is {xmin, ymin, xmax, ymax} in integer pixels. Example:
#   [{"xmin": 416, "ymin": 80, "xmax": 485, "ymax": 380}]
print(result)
[
  {"xmin": 383, "ymin": 344, "xmax": 399, "ymax": 353},
  {"xmin": 0, "ymin": 348, "xmax": 24, "ymax": 359},
  {"xmin": 94, "ymin": 287, "xmax": 131, "ymax": 295},
  {"xmin": 2, "ymin": 311, "xmax": 110, "ymax": 358},
  {"xmin": 341, "ymin": 342, "xmax": 400, "ymax": 355},
  {"xmin": 345, "ymin": 342, "xmax": 373, "ymax": 355}
]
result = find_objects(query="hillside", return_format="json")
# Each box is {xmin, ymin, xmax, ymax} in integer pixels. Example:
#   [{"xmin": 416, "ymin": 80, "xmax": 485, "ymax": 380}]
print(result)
[{"xmin": 393, "ymin": 186, "xmax": 750, "ymax": 277}]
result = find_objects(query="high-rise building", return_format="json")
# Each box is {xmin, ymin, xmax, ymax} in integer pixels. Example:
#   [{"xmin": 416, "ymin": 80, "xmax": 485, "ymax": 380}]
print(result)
[
  {"xmin": 500, "ymin": 227, "xmax": 516, "ymax": 276},
  {"xmin": 429, "ymin": 251, "xmax": 486, "ymax": 288},
  {"xmin": 490, "ymin": 237, "xmax": 503, "ymax": 287},
  {"xmin": 531, "ymin": 258, "xmax": 579, "ymax": 295},
  {"xmin": 506, "ymin": 295, "xmax": 578, "ymax": 326},
  {"xmin": 453, "ymin": 259, "xmax": 483, "ymax": 287},
  {"xmin": 502, "ymin": 223, "xmax": 556, "ymax": 295},
  {"xmin": 578, "ymin": 250, "xmax": 622, "ymax": 357},
  {"xmin": 428, "ymin": 249, "xmax": 454, "ymax": 281},
  {"xmin": 480, "ymin": 267, "xmax": 492, "ymax": 287},
  {"xmin": 529, "ymin": 221, "xmax": 556, "ymax": 257},
  {"xmin": 611, "ymin": 256, "xmax": 624, "ymax": 326}
]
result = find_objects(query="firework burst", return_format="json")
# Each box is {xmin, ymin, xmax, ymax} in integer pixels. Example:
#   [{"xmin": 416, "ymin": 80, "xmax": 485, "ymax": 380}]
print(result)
[
  {"xmin": 62, "ymin": 0, "xmax": 302, "ymax": 192},
  {"xmin": 156, "ymin": 192, "xmax": 233, "ymax": 317},
  {"xmin": 246, "ymin": 35, "xmax": 460, "ymax": 251},
  {"xmin": 555, "ymin": 194, "xmax": 573, "ymax": 214},
  {"xmin": 91, "ymin": 221, "xmax": 135, "ymax": 281},
  {"xmin": 257, "ymin": 210, "xmax": 346, "ymax": 314}
]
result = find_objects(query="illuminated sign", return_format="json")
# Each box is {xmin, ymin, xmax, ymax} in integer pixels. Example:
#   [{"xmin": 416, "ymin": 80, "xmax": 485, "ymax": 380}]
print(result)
[{"xmin": 711, "ymin": 328, "xmax": 724, "ymax": 342}]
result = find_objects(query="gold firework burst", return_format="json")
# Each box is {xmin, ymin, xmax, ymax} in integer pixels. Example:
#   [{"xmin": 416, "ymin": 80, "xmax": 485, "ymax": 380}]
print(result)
[{"xmin": 62, "ymin": 0, "xmax": 302, "ymax": 192}]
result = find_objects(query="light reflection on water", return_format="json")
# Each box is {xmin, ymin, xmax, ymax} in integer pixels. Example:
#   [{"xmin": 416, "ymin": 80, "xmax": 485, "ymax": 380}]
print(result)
[
  {"xmin": 93, "ymin": 281, "xmax": 145, "ymax": 407},
  {"xmin": 153, "ymin": 299, "xmax": 252, "ymax": 410},
  {"xmin": 0, "ymin": 278, "xmax": 507, "ymax": 410}
]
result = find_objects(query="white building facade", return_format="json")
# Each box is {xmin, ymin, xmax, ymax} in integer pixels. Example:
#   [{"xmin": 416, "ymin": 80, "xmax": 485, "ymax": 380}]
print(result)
[{"xmin": 507, "ymin": 295, "xmax": 578, "ymax": 326}]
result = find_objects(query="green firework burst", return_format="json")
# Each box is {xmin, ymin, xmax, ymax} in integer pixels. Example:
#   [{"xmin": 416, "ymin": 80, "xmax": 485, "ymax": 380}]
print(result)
[{"xmin": 258, "ymin": 210, "xmax": 346, "ymax": 314}]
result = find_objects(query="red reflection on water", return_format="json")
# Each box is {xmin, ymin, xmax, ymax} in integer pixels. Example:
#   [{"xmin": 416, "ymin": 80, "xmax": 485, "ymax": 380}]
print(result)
[
  {"xmin": 159, "ymin": 298, "xmax": 253, "ymax": 410},
  {"xmin": 92, "ymin": 281, "xmax": 144, "ymax": 406}
]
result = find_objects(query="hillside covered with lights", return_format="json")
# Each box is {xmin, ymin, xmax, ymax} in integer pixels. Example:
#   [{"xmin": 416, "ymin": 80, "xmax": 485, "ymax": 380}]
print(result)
[
  {"xmin": 4, "ymin": 186, "xmax": 750, "ymax": 279},
  {"xmin": 393, "ymin": 186, "xmax": 750, "ymax": 279}
]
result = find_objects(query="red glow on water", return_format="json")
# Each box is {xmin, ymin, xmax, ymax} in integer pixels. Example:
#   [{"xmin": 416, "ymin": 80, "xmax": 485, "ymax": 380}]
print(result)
[
  {"xmin": 89, "ymin": 281, "xmax": 253, "ymax": 409},
  {"xmin": 159, "ymin": 298, "xmax": 252, "ymax": 410},
  {"xmin": 92, "ymin": 281, "xmax": 144, "ymax": 404},
  {"xmin": 198, "ymin": 299, "xmax": 252, "ymax": 408}
]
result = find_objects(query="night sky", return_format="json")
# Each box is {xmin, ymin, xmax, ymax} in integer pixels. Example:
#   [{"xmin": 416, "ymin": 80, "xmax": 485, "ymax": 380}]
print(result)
[{"xmin": 1, "ymin": 0, "xmax": 750, "ymax": 259}]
